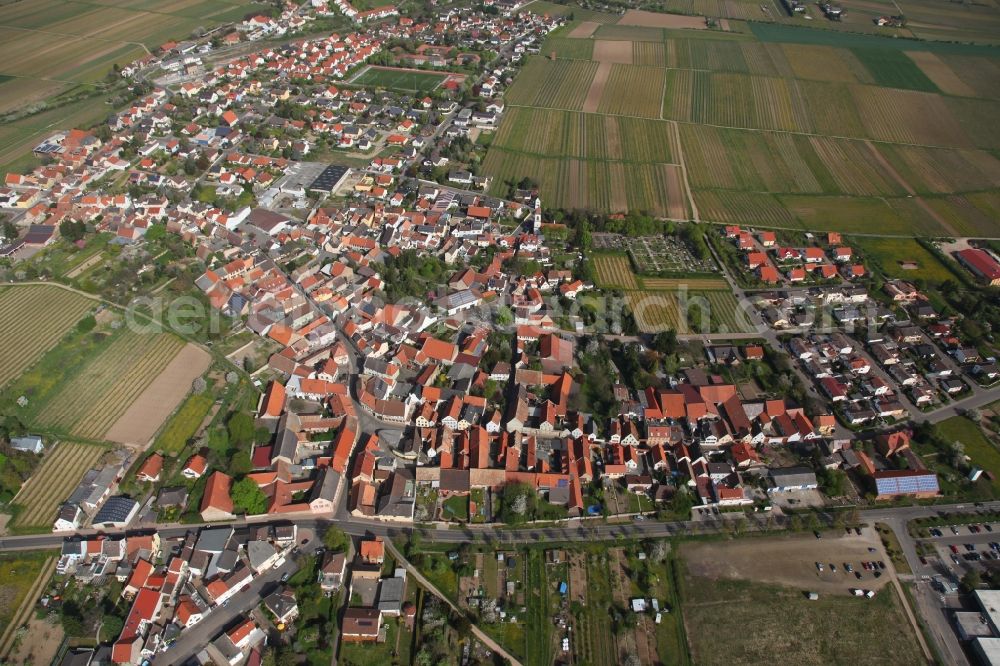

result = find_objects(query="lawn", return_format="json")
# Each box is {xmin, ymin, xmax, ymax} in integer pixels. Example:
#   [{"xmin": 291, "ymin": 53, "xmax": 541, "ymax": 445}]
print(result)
[
  {"xmin": 681, "ymin": 570, "xmax": 924, "ymax": 665},
  {"xmin": 351, "ymin": 66, "xmax": 449, "ymax": 93},
  {"xmin": 853, "ymin": 237, "xmax": 957, "ymax": 284},
  {"xmin": 442, "ymin": 494, "xmax": 469, "ymax": 521},
  {"xmin": 935, "ymin": 416, "xmax": 1000, "ymax": 495}
]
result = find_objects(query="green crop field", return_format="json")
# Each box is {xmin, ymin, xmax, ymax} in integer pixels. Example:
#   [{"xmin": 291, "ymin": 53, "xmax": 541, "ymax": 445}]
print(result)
[
  {"xmin": 851, "ymin": 48, "xmax": 939, "ymax": 92},
  {"xmin": 0, "ymin": 285, "xmax": 93, "ymax": 388},
  {"xmin": 350, "ymin": 66, "xmax": 450, "ymax": 93},
  {"xmin": 505, "ymin": 57, "xmax": 598, "ymax": 110},
  {"xmin": 154, "ymin": 392, "xmax": 215, "ymax": 454}
]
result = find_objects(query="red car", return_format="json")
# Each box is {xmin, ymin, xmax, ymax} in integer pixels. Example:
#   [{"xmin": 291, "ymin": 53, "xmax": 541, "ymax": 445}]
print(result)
[{"xmin": 950, "ymin": 544, "xmax": 959, "ymax": 553}]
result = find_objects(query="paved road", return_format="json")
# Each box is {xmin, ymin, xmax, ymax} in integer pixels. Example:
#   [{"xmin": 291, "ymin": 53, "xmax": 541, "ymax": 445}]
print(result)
[
  {"xmin": 155, "ymin": 557, "xmax": 297, "ymax": 666},
  {"xmin": 8, "ymin": 500, "xmax": 1000, "ymax": 554}
]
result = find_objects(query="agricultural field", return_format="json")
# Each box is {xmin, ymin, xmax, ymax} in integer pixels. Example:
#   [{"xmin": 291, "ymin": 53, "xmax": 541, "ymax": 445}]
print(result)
[
  {"xmin": 595, "ymin": 65, "xmax": 664, "ymax": 118},
  {"xmin": 490, "ymin": 107, "xmax": 677, "ymax": 164},
  {"xmin": 0, "ymin": 285, "xmax": 93, "ymax": 388},
  {"xmin": 679, "ymin": 535, "xmax": 925, "ymax": 666},
  {"xmin": 31, "ymin": 331, "xmax": 185, "ymax": 440},
  {"xmin": 10, "ymin": 441, "xmax": 106, "ymax": 530},
  {"xmin": 489, "ymin": 5, "xmax": 1000, "ymax": 234},
  {"xmin": 594, "ymin": 254, "xmax": 640, "ymax": 289},
  {"xmin": 540, "ymin": 36, "xmax": 593, "ymax": 60},
  {"xmin": 103, "ymin": 343, "xmax": 212, "ymax": 447},
  {"xmin": 627, "ymin": 290, "xmax": 753, "ymax": 334},
  {"xmin": 850, "ymin": 48, "xmax": 938, "ymax": 92},
  {"xmin": 348, "ymin": 66, "xmax": 452, "ymax": 94},
  {"xmin": 505, "ymin": 57, "xmax": 599, "ymax": 111}
]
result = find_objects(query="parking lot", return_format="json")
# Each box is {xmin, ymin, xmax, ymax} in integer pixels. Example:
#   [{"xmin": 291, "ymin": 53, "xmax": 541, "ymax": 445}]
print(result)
[{"xmin": 919, "ymin": 522, "xmax": 1000, "ymax": 577}]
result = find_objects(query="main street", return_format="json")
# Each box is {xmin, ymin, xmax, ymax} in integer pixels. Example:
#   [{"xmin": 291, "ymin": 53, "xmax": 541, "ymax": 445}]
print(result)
[{"xmin": 6, "ymin": 500, "xmax": 1000, "ymax": 554}]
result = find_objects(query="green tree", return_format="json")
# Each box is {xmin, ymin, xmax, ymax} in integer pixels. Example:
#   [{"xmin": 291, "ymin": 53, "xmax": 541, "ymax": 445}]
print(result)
[
  {"xmin": 59, "ymin": 219, "xmax": 87, "ymax": 243},
  {"xmin": 962, "ymin": 569, "xmax": 982, "ymax": 592},
  {"xmin": 652, "ymin": 330, "xmax": 677, "ymax": 355},
  {"xmin": 231, "ymin": 450, "xmax": 253, "ymax": 477},
  {"xmin": 231, "ymin": 477, "xmax": 267, "ymax": 514},
  {"xmin": 228, "ymin": 412, "xmax": 255, "ymax": 446},
  {"xmin": 322, "ymin": 525, "xmax": 350, "ymax": 552},
  {"xmin": 145, "ymin": 224, "xmax": 166, "ymax": 241}
]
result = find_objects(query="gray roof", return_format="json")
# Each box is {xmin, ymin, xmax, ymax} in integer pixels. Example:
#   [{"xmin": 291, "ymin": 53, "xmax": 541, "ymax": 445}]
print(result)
[
  {"xmin": 377, "ymin": 576, "xmax": 405, "ymax": 613},
  {"xmin": 92, "ymin": 496, "xmax": 137, "ymax": 525},
  {"xmin": 246, "ymin": 541, "xmax": 278, "ymax": 572},
  {"xmin": 769, "ymin": 466, "xmax": 818, "ymax": 486},
  {"xmin": 195, "ymin": 526, "xmax": 234, "ymax": 554}
]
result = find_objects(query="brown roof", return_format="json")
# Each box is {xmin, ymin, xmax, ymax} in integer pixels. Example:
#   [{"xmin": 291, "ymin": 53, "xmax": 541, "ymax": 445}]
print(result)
[
  {"xmin": 201, "ymin": 471, "xmax": 233, "ymax": 514},
  {"xmin": 342, "ymin": 607, "xmax": 382, "ymax": 636}
]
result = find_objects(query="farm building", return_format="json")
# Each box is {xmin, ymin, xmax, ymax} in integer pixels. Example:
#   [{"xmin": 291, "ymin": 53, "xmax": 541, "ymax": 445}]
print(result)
[
  {"xmin": 10, "ymin": 435, "xmax": 44, "ymax": 454},
  {"xmin": 92, "ymin": 496, "xmax": 140, "ymax": 528},
  {"xmin": 955, "ymin": 248, "xmax": 1000, "ymax": 286}
]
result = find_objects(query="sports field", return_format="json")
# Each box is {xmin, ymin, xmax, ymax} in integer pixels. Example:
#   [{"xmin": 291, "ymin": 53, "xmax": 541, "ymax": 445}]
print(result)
[
  {"xmin": 488, "ymin": 9, "xmax": 1000, "ymax": 234},
  {"xmin": 0, "ymin": 285, "xmax": 92, "ymax": 388},
  {"xmin": 350, "ymin": 66, "xmax": 452, "ymax": 93},
  {"xmin": 10, "ymin": 441, "xmax": 106, "ymax": 530}
]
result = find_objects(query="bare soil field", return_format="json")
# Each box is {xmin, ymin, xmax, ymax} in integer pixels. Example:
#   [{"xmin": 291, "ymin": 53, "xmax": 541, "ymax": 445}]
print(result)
[
  {"xmin": 663, "ymin": 164, "xmax": 687, "ymax": 219},
  {"xmin": 681, "ymin": 531, "xmax": 893, "ymax": 595},
  {"xmin": 906, "ymin": 51, "xmax": 975, "ymax": 97},
  {"xmin": 582, "ymin": 62, "xmax": 611, "ymax": 113},
  {"xmin": 619, "ymin": 9, "xmax": 708, "ymax": 30},
  {"xmin": 103, "ymin": 343, "xmax": 211, "ymax": 447},
  {"xmin": 4, "ymin": 616, "xmax": 62, "ymax": 665},
  {"xmin": 568, "ymin": 20, "xmax": 600, "ymax": 38},
  {"xmin": 593, "ymin": 40, "xmax": 633, "ymax": 65}
]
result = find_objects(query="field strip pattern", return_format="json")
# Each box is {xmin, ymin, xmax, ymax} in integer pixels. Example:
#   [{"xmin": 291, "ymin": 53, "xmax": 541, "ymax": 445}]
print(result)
[
  {"xmin": 37, "ymin": 331, "xmax": 184, "ymax": 439},
  {"xmin": 12, "ymin": 441, "xmax": 105, "ymax": 528},
  {"xmin": 0, "ymin": 285, "xmax": 92, "ymax": 387},
  {"xmin": 103, "ymin": 343, "xmax": 212, "ymax": 446}
]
